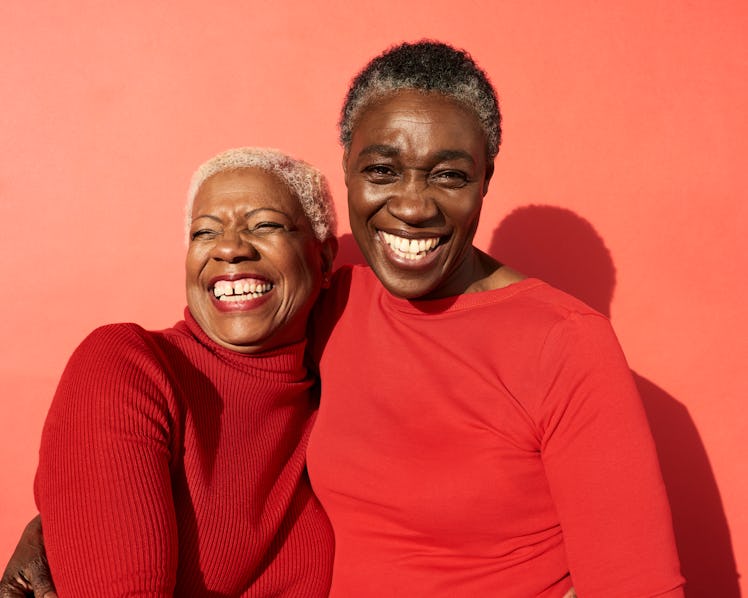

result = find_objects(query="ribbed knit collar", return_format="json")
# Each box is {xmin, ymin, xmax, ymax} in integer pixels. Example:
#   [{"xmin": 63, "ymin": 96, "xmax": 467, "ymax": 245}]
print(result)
[{"xmin": 182, "ymin": 307, "xmax": 309, "ymax": 381}]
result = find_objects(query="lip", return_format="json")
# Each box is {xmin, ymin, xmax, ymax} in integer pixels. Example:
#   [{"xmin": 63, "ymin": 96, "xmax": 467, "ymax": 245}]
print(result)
[
  {"xmin": 376, "ymin": 229, "xmax": 446, "ymax": 270},
  {"xmin": 211, "ymin": 291, "xmax": 273, "ymax": 312}
]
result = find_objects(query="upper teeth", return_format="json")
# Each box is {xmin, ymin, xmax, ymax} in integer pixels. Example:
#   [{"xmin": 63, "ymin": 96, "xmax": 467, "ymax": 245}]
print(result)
[
  {"xmin": 213, "ymin": 279, "xmax": 273, "ymax": 301},
  {"xmin": 381, "ymin": 232, "xmax": 439, "ymax": 260}
]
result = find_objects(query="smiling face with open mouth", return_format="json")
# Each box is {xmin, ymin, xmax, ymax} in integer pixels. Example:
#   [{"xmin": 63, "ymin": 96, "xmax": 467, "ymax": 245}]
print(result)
[
  {"xmin": 344, "ymin": 89, "xmax": 494, "ymax": 300},
  {"xmin": 186, "ymin": 167, "xmax": 329, "ymax": 353}
]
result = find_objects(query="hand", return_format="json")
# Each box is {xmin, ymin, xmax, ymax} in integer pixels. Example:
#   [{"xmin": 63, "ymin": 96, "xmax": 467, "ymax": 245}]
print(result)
[
  {"xmin": 0, "ymin": 515, "xmax": 57, "ymax": 598},
  {"xmin": 562, "ymin": 588, "xmax": 578, "ymax": 598}
]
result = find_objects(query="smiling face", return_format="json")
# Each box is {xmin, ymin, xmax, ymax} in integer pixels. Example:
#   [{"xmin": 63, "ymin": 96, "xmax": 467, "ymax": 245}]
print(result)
[
  {"xmin": 344, "ymin": 90, "xmax": 494, "ymax": 300},
  {"xmin": 186, "ymin": 167, "xmax": 333, "ymax": 353}
]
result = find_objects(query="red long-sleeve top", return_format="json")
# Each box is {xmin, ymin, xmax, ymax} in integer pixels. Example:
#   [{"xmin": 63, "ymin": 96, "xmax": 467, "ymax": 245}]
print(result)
[
  {"xmin": 35, "ymin": 309, "xmax": 334, "ymax": 597},
  {"xmin": 307, "ymin": 265, "xmax": 684, "ymax": 597}
]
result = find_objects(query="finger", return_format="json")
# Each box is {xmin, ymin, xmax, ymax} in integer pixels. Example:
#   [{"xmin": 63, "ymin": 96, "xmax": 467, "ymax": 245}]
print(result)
[
  {"xmin": 0, "ymin": 573, "xmax": 32, "ymax": 598},
  {"xmin": 27, "ymin": 560, "xmax": 56, "ymax": 598}
]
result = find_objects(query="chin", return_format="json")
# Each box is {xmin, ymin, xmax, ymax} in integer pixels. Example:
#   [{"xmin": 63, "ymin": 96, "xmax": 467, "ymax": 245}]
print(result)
[
  {"xmin": 379, "ymin": 275, "xmax": 437, "ymax": 300},
  {"xmin": 212, "ymin": 324, "xmax": 272, "ymax": 349}
]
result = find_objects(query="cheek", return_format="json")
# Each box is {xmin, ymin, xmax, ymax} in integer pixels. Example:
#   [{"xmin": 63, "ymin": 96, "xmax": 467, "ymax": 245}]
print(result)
[
  {"xmin": 184, "ymin": 249, "xmax": 209, "ymax": 296},
  {"xmin": 184, "ymin": 255, "xmax": 201, "ymax": 285},
  {"xmin": 348, "ymin": 182, "xmax": 381, "ymax": 213},
  {"xmin": 185, "ymin": 243, "xmax": 210, "ymax": 268},
  {"xmin": 349, "ymin": 205, "xmax": 381, "ymax": 239},
  {"xmin": 279, "ymin": 245, "xmax": 322, "ymax": 295},
  {"xmin": 297, "ymin": 253, "xmax": 322, "ymax": 288},
  {"xmin": 451, "ymin": 196, "xmax": 483, "ymax": 227}
]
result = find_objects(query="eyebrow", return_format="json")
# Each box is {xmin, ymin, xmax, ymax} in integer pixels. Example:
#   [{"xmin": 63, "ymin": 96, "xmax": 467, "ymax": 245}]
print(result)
[
  {"xmin": 191, "ymin": 214, "xmax": 222, "ymax": 225},
  {"xmin": 244, "ymin": 208, "xmax": 289, "ymax": 219},
  {"xmin": 358, "ymin": 144, "xmax": 400, "ymax": 158},
  {"xmin": 357, "ymin": 145, "xmax": 476, "ymax": 165},
  {"xmin": 432, "ymin": 149, "xmax": 476, "ymax": 165},
  {"xmin": 191, "ymin": 207, "xmax": 290, "ymax": 225}
]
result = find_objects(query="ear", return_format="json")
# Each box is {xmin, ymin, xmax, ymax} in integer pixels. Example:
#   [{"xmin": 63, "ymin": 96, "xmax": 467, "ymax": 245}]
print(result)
[
  {"xmin": 483, "ymin": 160, "xmax": 495, "ymax": 196},
  {"xmin": 319, "ymin": 236, "xmax": 338, "ymax": 288}
]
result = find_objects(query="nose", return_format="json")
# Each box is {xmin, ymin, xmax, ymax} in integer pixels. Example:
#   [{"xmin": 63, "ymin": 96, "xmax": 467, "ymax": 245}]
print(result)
[
  {"xmin": 386, "ymin": 173, "xmax": 440, "ymax": 226},
  {"xmin": 212, "ymin": 231, "xmax": 259, "ymax": 263}
]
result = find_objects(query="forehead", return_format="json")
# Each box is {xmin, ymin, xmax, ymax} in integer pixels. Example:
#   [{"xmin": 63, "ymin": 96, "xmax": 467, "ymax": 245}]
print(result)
[
  {"xmin": 193, "ymin": 167, "xmax": 300, "ymax": 215},
  {"xmin": 350, "ymin": 90, "xmax": 486, "ymax": 154}
]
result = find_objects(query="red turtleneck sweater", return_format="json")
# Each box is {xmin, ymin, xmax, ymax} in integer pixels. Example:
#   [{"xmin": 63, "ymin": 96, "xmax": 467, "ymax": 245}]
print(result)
[{"xmin": 35, "ymin": 309, "xmax": 334, "ymax": 597}]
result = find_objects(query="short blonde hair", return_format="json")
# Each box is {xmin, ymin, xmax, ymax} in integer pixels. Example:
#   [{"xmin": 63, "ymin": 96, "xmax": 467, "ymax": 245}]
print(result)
[{"xmin": 186, "ymin": 147, "xmax": 337, "ymax": 242}]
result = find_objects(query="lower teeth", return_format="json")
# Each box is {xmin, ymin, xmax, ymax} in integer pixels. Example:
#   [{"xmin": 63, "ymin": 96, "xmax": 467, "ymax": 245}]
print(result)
[
  {"xmin": 393, "ymin": 249, "xmax": 427, "ymax": 260},
  {"xmin": 219, "ymin": 293, "xmax": 266, "ymax": 302}
]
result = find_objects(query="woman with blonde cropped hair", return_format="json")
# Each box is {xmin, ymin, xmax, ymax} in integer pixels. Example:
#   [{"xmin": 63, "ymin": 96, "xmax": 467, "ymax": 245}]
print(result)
[{"xmin": 7, "ymin": 147, "xmax": 337, "ymax": 597}]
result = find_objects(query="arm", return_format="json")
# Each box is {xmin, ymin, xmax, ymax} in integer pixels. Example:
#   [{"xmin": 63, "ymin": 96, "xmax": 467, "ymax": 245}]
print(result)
[
  {"xmin": 0, "ymin": 516, "xmax": 56, "ymax": 598},
  {"xmin": 34, "ymin": 325, "xmax": 179, "ymax": 596},
  {"xmin": 538, "ymin": 314, "xmax": 684, "ymax": 597}
]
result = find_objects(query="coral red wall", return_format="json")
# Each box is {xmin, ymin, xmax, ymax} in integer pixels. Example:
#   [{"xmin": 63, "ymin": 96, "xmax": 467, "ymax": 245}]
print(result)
[{"xmin": 1, "ymin": 3, "xmax": 745, "ymax": 595}]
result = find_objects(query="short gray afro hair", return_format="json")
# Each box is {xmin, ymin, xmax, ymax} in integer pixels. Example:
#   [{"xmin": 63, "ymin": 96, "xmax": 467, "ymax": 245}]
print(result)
[
  {"xmin": 186, "ymin": 147, "xmax": 337, "ymax": 243},
  {"xmin": 340, "ymin": 40, "xmax": 501, "ymax": 160}
]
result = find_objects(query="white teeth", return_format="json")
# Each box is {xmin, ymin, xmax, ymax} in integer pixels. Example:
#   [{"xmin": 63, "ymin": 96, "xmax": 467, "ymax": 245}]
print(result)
[
  {"xmin": 381, "ymin": 232, "xmax": 439, "ymax": 260},
  {"xmin": 213, "ymin": 279, "xmax": 273, "ymax": 300}
]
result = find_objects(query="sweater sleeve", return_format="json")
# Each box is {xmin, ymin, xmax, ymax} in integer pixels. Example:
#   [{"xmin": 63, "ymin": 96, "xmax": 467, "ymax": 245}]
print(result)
[
  {"xmin": 35, "ymin": 324, "xmax": 179, "ymax": 597},
  {"xmin": 537, "ymin": 313, "xmax": 684, "ymax": 597}
]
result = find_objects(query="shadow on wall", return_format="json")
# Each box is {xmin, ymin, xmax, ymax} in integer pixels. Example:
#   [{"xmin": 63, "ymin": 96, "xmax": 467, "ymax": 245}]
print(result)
[{"xmin": 489, "ymin": 205, "xmax": 740, "ymax": 598}]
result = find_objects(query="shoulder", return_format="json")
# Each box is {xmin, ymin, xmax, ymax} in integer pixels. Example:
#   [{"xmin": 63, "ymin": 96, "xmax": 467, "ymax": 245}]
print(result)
[
  {"xmin": 525, "ymin": 283, "xmax": 617, "ymax": 347},
  {"xmin": 461, "ymin": 277, "xmax": 607, "ymax": 340},
  {"xmin": 80, "ymin": 321, "xmax": 157, "ymax": 346},
  {"xmin": 72, "ymin": 322, "xmax": 171, "ymax": 363},
  {"xmin": 523, "ymin": 286, "xmax": 635, "ymax": 410},
  {"xmin": 508, "ymin": 282, "xmax": 622, "ymax": 367},
  {"xmin": 48, "ymin": 323, "xmax": 185, "ymax": 439},
  {"xmin": 498, "ymin": 278, "xmax": 610, "ymax": 334},
  {"xmin": 61, "ymin": 322, "xmax": 184, "ymax": 392},
  {"xmin": 479, "ymin": 280, "xmax": 623, "ymax": 392},
  {"xmin": 512, "ymin": 278, "xmax": 602, "ymax": 316}
]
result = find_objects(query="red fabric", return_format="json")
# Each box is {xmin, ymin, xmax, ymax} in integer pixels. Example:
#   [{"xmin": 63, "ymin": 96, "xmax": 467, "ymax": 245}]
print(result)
[
  {"xmin": 35, "ymin": 309, "xmax": 334, "ymax": 597},
  {"xmin": 307, "ymin": 265, "xmax": 684, "ymax": 597}
]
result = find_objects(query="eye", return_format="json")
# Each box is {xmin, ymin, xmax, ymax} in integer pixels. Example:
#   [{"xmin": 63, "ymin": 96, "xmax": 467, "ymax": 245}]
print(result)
[
  {"xmin": 250, "ymin": 221, "xmax": 286, "ymax": 234},
  {"xmin": 190, "ymin": 228, "xmax": 218, "ymax": 241},
  {"xmin": 363, "ymin": 164, "xmax": 398, "ymax": 183},
  {"xmin": 430, "ymin": 170, "xmax": 469, "ymax": 189}
]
